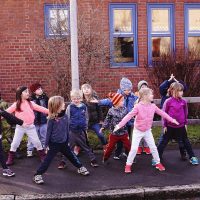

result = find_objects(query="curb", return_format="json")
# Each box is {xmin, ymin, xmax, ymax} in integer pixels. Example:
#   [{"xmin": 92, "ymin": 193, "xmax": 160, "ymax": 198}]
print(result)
[{"xmin": 1, "ymin": 184, "xmax": 200, "ymax": 200}]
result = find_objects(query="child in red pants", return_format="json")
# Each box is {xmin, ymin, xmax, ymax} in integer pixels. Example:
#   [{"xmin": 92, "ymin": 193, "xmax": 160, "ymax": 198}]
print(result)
[{"xmin": 100, "ymin": 93, "xmax": 131, "ymax": 162}]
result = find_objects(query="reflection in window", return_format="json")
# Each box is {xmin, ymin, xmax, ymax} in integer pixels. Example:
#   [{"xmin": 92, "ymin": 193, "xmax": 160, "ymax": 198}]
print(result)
[
  {"xmin": 114, "ymin": 37, "xmax": 134, "ymax": 63},
  {"xmin": 152, "ymin": 9, "xmax": 169, "ymax": 32},
  {"xmin": 114, "ymin": 9, "xmax": 132, "ymax": 32},
  {"xmin": 152, "ymin": 37, "xmax": 170, "ymax": 60},
  {"xmin": 188, "ymin": 37, "xmax": 200, "ymax": 58},
  {"xmin": 189, "ymin": 9, "xmax": 200, "ymax": 31}
]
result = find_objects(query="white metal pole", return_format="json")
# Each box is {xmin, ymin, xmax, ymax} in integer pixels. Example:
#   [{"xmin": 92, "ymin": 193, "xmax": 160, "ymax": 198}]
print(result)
[{"xmin": 70, "ymin": 0, "xmax": 79, "ymax": 89}]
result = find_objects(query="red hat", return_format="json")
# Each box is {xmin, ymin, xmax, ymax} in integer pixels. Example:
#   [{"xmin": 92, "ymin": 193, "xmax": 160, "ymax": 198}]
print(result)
[
  {"xmin": 29, "ymin": 83, "xmax": 42, "ymax": 93},
  {"xmin": 108, "ymin": 92, "xmax": 123, "ymax": 106}
]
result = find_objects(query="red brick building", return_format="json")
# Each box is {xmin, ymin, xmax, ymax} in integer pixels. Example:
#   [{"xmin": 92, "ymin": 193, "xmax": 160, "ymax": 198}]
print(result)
[{"xmin": 0, "ymin": 0, "xmax": 200, "ymax": 101}]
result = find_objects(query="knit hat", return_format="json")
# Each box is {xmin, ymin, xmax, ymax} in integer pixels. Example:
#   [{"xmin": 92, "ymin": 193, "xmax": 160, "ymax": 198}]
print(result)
[
  {"xmin": 120, "ymin": 77, "xmax": 133, "ymax": 91},
  {"xmin": 108, "ymin": 92, "xmax": 124, "ymax": 106},
  {"xmin": 29, "ymin": 83, "xmax": 42, "ymax": 93},
  {"xmin": 138, "ymin": 80, "xmax": 148, "ymax": 90}
]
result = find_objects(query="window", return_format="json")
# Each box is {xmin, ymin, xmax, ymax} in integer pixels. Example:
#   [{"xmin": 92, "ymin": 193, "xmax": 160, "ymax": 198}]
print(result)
[
  {"xmin": 185, "ymin": 4, "xmax": 200, "ymax": 59},
  {"xmin": 109, "ymin": 4, "xmax": 138, "ymax": 67},
  {"xmin": 147, "ymin": 4, "xmax": 174, "ymax": 64},
  {"xmin": 44, "ymin": 4, "xmax": 69, "ymax": 38}
]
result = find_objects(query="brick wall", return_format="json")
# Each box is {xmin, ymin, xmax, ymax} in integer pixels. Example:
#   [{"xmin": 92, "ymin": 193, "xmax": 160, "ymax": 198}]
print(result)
[{"xmin": 0, "ymin": 0, "xmax": 190, "ymax": 102}]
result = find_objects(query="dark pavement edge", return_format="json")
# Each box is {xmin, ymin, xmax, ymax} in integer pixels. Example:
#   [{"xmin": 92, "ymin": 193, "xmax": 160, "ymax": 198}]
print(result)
[{"xmin": 1, "ymin": 183, "xmax": 200, "ymax": 200}]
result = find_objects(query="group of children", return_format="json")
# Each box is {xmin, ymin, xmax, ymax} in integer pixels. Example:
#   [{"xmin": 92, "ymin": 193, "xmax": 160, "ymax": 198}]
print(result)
[{"xmin": 0, "ymin": 75, "xmax": 198, "ymax": 184}]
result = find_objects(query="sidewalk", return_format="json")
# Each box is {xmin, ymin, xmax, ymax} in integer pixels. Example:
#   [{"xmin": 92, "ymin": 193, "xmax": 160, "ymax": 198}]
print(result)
[{"xmin": 0, "ymin": 149, "xmax": 200, "ymax": 200}]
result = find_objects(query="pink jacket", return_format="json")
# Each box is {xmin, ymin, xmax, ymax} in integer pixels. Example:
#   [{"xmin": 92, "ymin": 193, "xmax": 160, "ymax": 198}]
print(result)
[
  {"xmin": 6, "ymin": 100, "xmax": 49, "ymax": 125},
  {"xmin": 118, "ymin": 102, "xmax": 174, "ymax": 132}
]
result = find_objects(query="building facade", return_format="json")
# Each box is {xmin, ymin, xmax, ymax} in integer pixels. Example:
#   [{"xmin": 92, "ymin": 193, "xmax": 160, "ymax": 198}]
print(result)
[{"xmin": 0, "ymin": 0, "xmax": 200, "ymax": 101}]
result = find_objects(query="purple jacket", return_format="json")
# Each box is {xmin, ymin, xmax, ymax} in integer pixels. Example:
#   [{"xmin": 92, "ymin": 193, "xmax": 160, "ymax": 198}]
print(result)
[{"xmin": 163, "ymin": 97, "xmax": 188, "ymax": 128}]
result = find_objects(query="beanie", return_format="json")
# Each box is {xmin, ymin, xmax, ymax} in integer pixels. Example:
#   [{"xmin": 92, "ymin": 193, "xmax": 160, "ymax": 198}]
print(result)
[
  {"xmin": 138, "ymin": 80, "xmax": 148, "ymax": 90},
  {"xmin": 30, "ymin": 83, "xmax": 42, "ymax": 93},
  {"xmin": 120, "ymin": 77, "xmax": 133, "ymax": 91},
  {"xmin": 108, "ymin": 92, "xmax": 123, "ymax": 106}
]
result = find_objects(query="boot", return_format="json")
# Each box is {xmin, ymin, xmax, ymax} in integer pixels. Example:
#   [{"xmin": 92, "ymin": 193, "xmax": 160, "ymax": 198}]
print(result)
[
  {"xmin": 37, "ymin": 149, "xmax": 46, "ymax": 162},
  {"xmin": 6, "ymin": 151, "xmax": 15, "ymax": 166}
]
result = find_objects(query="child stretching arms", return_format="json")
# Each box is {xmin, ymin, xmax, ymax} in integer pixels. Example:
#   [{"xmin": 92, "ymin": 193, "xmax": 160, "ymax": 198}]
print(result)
[
  {"xmin": 6, "ymin": 86, "xmax": 48, "ymax": 165},
  {"xmin": 33, "ymin": 96, "xmax": 89, "ymax": 184},
  {"xmin": 0, "ymin": 109, "xmax": 24, "ymax": 177},
  {"xmin": 114, "ymin": 88, "xmax": 179, "ymax": 173},
  {"xmin": 157, "ymin": 82, "xmax": 199, "ymax": 165}
]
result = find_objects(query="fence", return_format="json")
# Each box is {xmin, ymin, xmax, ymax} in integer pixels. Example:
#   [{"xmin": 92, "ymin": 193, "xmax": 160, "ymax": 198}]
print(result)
[{"xmin": 153, "ymin": 97, "xmax": 200, "ymax": 126}]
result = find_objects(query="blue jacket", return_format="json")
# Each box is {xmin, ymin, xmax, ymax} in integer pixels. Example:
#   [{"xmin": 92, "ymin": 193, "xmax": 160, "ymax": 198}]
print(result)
[
  {"xmin": 45, "ymin": 114, "xmax": 69, "ymax": 147},
  {"xmin": 66, "ymin": 103, "xmax": 88, "ymax": 133}
]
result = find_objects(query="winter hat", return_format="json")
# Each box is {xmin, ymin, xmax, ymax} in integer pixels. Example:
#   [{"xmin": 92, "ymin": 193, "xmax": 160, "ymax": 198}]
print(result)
[
  {"xmin": 30, "ymin": 83, "xmax": 42, "ymax": 93},
  {"xmin": 138, "ymin": 80, "xmax": 148, "ymax": 90},
  {"xmin": 120, "ymin": 77, "xmax": 133, "ymax": 91},
  {"xmin": 108, "ymin": 92, "xmax": 123, "ymax": 106}
]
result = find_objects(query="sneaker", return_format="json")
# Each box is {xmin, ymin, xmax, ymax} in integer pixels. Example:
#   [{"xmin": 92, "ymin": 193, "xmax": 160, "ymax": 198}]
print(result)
[
  {"xmin": 58, "ymin": 161, "xmax": 67, "ymax": 169},
  {"xmin": 113, "ymin": 156, "xmax": 120, "ymax": 160},
  {"xmin": 33, "ymin": 174, "xmax": 44, "ymax": 184},
  {"xmin": 137, "ymin": 147, "xmax": 143, "ymax": 155},
  {"xmin": 2, "ymin": 169, "xmax": 15, "ymax": 177},
  {"xmin": 91, "ymin": 160, "xmax": 99, "ymax": 167},
  {"xmin": 27, "ymin": 150, "xmax": 33, "ymax": 158},
  {"xmin": 125, "ymin": 165, "xmax": 132, "ymax": 173},
  {"xmin": 151, "ymin": 159, "xmax": 157, "ymax": 166},
  {"xmin": 77, "ymin": 166, "xmax": 90, "ymax": 176},
  {"xmin": 155, "ymin": 163, "xmax": 165, "ymax": 171},
  {"xmin": 190, "ymin": 157, "xmax": 199, "ymax": 165},
  {"xmin": 143, "ymin": 147, "xmax": 151, "ymax": 155}
]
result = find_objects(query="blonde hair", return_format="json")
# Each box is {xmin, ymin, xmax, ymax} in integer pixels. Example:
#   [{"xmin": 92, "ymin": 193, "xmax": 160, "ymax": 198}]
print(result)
[
  {"xmin": 70, "ymin": 89, "xmax": 83, "ymax": 100},
  {"xmin": 48, "ymin": 96, "xmax": 64, "ymax": 119},
  {"xmin": 81, "ymin": 83, "xmax": 96, "ymax": 101},
  {"xmin": 170, "ymin": 82, "xmax": 184, "ymax": 98},
  {"xmin": 138, "ymin": 88, "xmax": 153, "ymax": 101}
]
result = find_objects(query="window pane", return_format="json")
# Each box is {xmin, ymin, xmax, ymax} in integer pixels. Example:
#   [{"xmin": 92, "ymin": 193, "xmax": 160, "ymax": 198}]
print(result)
[
  {"xmin": 49, "ymin": 9, "xmax": 68, "ymax": 35},
  {"xmin": 152, "ymin": 37, "xmax": 170, "ymax": 60},
  {"xmin": 188, "ymin": 37, "xmax": 200, "ymax": 58},
  {"xmin": 113, "ymin": 9, "xmax": 132, "ymax": 32},
  {"xmin": 152, "ymin": 9, "xmax": 169, "ymax": 32},
  {"xmin": 189, "ymin": 9, "xmax": 200, "ymax": 31},
  {"xmin": 114, "ymin": 37, "xmax": 134, "ymax": 63}
]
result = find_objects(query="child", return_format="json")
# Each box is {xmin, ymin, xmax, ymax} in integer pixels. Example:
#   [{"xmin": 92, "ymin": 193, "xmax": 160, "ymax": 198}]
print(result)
[
  {"xmin": 101, "ymin": 92, "xmax": 131, "ymax": 163},
  {"xmin": 158, "ymin": 74, "xmax": 187, "ymax": 160},
  {"xmin": 81, "ymin": 83, "xmax": 107, "ymax": 149},
  {"xmin": 6, "ymin": 86, "xmax": 48, "ymax": 166},
  {"xmin": 135, "ymin": 80, "xmax": 151, "ymax": 155},
  {"xmin": 33, "ymin": 96, "xmax": 89, "ymax": 184},
  {"xmin": 27, "ymin": 83, "xmax": 49, "ymax": 157},
  {"xmin": 0, "ymin": 109, "xmax": 24, "ymax": 177},
  {"xmin": 65, "ymin": 89, "xmax": 98, "ymax": 168},
  {"xmin": 157, "ymin": 82, "xmax": 199, "ymax": 165},
  {"xmin": 114, "ymin": 88, "xmax": 179, "ymax": 173}
]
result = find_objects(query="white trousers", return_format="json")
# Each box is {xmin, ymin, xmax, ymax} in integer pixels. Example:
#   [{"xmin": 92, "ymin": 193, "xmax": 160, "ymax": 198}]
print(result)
[
  {"xmin": 10, "ymin": 125, "xmax": 43, "ymax": 152},
  {"xmin": 126, "ymin": 128, "xmax": 160, "ymax": 165}
]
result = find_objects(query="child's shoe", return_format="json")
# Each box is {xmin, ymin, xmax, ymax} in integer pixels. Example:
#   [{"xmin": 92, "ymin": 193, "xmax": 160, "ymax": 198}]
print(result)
[
  {"xmin": 33, "ymin": 174, "xmax": 44, "ymax": 184},
  {"xmin": 143, "ymin": 147, "xmax": 151, "ymax": 155},
  {"xmin": 77, "ymin": 166, "xmax": 90, "ymax": 176},
  {"xmin": 125, "ymin": 165, "xmax": 132, "ymax": 173},
  {"xmin": 58, "ymin": 161, "xmax": 67, "ymax": 169},
  {"xmin": 2, "ymin": 168, "xmax": 15, "ymax": 177},
  {"xmin": 91, "ymin": 159, "xmax": 99, "ymax": 167},
  {"xmin": 190, "ymin": 157, "xmax": 199, "ymax": 165},
  {"xmin": 137, "ymin": 147, "xmax": 143, "ymax": 155},
  {"xmin": 155, "ymin": 163, "xmax": 165, "ymax": 171},
  {"xmin": 27, "ymin": 150, "xmax": 33, "ymax": 158}
]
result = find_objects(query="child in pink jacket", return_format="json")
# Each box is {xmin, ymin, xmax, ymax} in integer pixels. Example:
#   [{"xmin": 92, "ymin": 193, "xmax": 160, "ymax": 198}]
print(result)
[
  {"xmin": 114, "ymin": 88, "xmax": 179, "ymax": 173},
  {"xmin": 6, "ymin": 86, "xmax": 49, "ymax": 166}
]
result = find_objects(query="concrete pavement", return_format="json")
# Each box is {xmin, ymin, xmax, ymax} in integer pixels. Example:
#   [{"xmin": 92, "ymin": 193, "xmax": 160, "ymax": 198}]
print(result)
[{"xmin": 0, "ymin": 148, "xmax": 200, "ymax": 200}]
